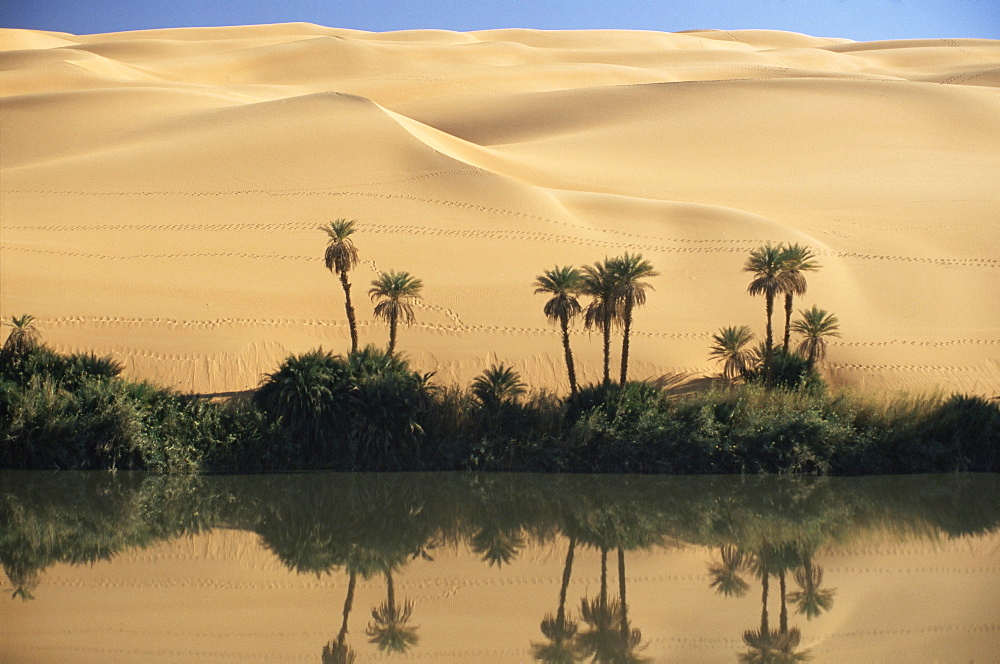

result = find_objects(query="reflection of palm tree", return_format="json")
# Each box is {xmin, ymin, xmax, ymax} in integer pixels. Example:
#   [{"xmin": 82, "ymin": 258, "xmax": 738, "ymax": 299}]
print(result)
[
  {"xmin": 366, "ymin": 569, "xmax": 419, "ymax": 653},
  {"xmin": 708, "ymin": 545, "xmax": 751, "ymax": 597},
  {"xmin": 740, "ymin": 627, "xmax": 810, "ymax": 663},
  {"xmin": 576, "ymin": 547, "xmax": 648, "ymax": 663},
  {"xmin": 788, "ymin": 559, "xmax": 835, "ymax": 619},
  {"xmin": 532, "ymin": 535, "xmax": 582, "ymax": 663},
  {"xmin": 471, "ymin": 524, "xmax": 525, "ymax": 567},
  {"xmin": 323, "ymin": 569, "xmax": 358, "ymax": 664}
]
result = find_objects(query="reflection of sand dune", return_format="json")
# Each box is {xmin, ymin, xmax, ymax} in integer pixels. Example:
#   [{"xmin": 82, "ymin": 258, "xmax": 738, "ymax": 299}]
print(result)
[
  {"xmin": 2, "ymin": 24, "xmax": 998, "ymax": 395},
  {"xmin": 3, "ymin": 529, "xmax": 998, "ymax": 662}
]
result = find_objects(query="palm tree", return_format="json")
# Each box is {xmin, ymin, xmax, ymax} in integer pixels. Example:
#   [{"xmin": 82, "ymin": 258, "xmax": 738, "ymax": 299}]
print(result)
[
  {"xmin": 534, "ymin": 266, "xmax": 585, "ymax": 394},
  {"xmin": 708, "ymin": 326, "xmax": 757, "ymax": 382},
  {"xmin": 778, "ymin": 244, "xmax": 820, "ymax": 353},
  {"xmin": 582, "ymin": 260, "xmax": 621, "ymax": 386},
  {"xmin": 744, "ymin": 243, "xmax": 792, "ymax": 358},
  {"xmin": 790, "ymin": 306, "xmax": 841, "ymax": 367},
  {"xmin": 609, "ymin": 254, "xmax": 658, "ymax": 386},
  {"xmin": 366, "ymin": 570, "xmax": 419, "ymax": 653},
  {"xmin": 2, "ymin": 314, "xmax": 41, "ymax": 355},
  {"xmin": 323, "ymin": 568, "xmax": 359, "ymax": 664},
  {"xmin": 708, "ymin": 545, "xmax": 752, "ymax": 597},
  {"xmin": 532, "ymin": 535, "xmax": 581, "ymax": 662},
  {"xmin": 471, "ymin": 363, "xmax": 527, "ymax": 409},
  {"xmin": 788, "ymin": 559, "xmax": 836, "ymax": 620},
  {"xmin": 322, "ymin": 219, "xmax": 362, "ymax": 353},
  {"xmin": 739, "ymin": 627, "xmax": 810, "ymax": 663},
  {"xmin": 369, "ymin": 270, "xmax": 423, "ymax": 355}
]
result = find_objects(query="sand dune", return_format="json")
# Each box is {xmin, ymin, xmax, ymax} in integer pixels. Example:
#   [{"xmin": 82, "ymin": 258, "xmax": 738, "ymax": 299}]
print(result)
[{"xmin": 1, "ymin": 24, "xmax": 998, "ymax": 395}]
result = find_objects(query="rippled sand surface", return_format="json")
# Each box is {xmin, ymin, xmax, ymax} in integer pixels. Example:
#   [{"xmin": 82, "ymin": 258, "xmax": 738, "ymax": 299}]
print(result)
[{"xmin": 2, "ymin": 25, "xmax": 998, "ymax": 394}]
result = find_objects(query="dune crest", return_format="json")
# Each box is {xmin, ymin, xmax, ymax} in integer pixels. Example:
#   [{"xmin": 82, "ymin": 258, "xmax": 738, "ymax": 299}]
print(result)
[{"xmin": 2, "ymin": 25, "xmax": 998, "ymax": 396}]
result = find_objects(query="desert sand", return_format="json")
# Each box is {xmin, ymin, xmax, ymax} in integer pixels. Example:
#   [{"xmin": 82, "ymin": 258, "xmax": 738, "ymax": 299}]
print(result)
[{"xmin": 1, "ymin": 24, "xmax": 998, "ymax": 396}]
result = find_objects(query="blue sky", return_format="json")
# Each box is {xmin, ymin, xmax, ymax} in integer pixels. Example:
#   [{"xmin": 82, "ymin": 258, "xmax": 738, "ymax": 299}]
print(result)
[{"xmin": 2, "ymin": 0, "xmax": 997, "ymax": 41}]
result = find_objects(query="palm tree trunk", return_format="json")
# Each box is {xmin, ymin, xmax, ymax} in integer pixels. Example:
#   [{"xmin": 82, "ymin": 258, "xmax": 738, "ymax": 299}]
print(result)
[
  {"xmin": 340, "ymin": 271, "xmax": 358, "ymax": 353},
  {"xmin": 599, "ymin": 547, "xmax": 608, "ymax": 613},
  {"xmin": 557, "ymin": 536, "xmax": 576, "ymax": 628},
  {"xmin": 388, "ymin": 311, "xmax": 398, "ymax": 355},
  {"xmin": 782, "ymin": 292, "xmax": 793, "ymax": 353},
  {"xmin": 559, "ymin": 312, "xmax": 578, "ymax": 394},
  {"xmin": 779, "ymin": 570, "xmax": 788, "ymax": 633},
  {"xmin": 602, "ymin": 313, "xmax": 612, "ymax": 386},
  {"xmin": 386, "ymin": 570, "xmax": 395, "ymax": 611},
  {"xmin": 338, "ymin": 569, "xmax": 357, "ymax": 645},
  {"xmin": 765, "ymin": 293, "xmax": 775, "ymax": 353},
  {"xmin": 619, "ymin": 303, "xmax": 633, "ymax": 386},
  {"xmin": 618, "ymin": 547, "xmax": 628, "ymax": 643},
  {"xmin": 760, "ymin": 571, "xmax": 770, "ymax": 634}
]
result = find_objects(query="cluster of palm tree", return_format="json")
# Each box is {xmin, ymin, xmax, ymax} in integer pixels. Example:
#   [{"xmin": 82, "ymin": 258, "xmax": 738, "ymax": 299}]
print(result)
[
  {"xmin": 710, "ymin": 243, "xmax": 841, "ymax": 383},
  {"xmin": 708, "ymin": 542, "xmax": 834, "ymax": 662},
  {"xmin": 322, "ymin": 219, "xmax": 423, "ymax": 356},
  {"xmin": 534, "ymin": 254, "xmax": 659, "ymax": 393}
]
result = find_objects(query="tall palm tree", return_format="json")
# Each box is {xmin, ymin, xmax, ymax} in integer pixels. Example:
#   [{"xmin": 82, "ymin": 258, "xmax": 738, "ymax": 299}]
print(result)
[
  {"xmin": 779, "ymin": 244, "xmax": 820, "ymax": 353},
  {"xmin": 708, "ymin": 326, "xmax": 757, "ymax": 382},
  {"xmin": 582, "ymin": 260, "xmax": 621, "ymax": 386},
  {"xmin": 369, "ymin": 270, "xmax": 423, "ymax": 355},
  {"xmin": 532, "ymin": 535, "xmax": 581, "ymax": 663},
  {"xmin": 744, "ymin": 243, "xmax": 792, "ymax": 358},
  {"xmin": 609, "ymin": 254, "xmax": 658, "ymax": 386},
  {"xmin": 2, "ymin": 314, "xmax": 41, "ymax": 355},
  {"xmin": 366, "ymin": 569, "xmax": 419, "ymax": 653},
  {"xmin": 790, "ymin": 306, "xmax": 841, "ymax": 367},
  {"xmin": 534, "ymin": 266, "xmax": 585, "ymax": 394},
  {"xmin": 323, "ymin": 568, "xmax": 359, "ymax": 664},
  {"xmin": 322, "ymin": 219, "xmax": 362, "ymax": 353}
]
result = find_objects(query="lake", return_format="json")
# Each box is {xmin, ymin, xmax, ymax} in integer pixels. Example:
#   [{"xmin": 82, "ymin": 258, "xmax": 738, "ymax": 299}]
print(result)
[{"xmin": 2, "ymin": 471, "xmax": 998, "ymax": 662}]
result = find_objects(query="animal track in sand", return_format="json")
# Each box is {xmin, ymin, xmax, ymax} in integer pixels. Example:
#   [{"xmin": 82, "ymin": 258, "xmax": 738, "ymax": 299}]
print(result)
[
  {"xmin": 833, "ymin": 338, "xmax": 1000, "ymax": 348},
  {"xmin": 828, "ymin": 363, "xmax": 989, "ymax": 372}
]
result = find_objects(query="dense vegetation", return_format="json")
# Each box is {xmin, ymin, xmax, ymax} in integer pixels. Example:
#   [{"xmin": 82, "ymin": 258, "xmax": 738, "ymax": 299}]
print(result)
[
  {"xmin": 2, "ymin": 232, "xmax": 996, "ymax": 475},
  {"xmin": 2, "ymin": 340, "xmax": 996, "ymax": 474}
]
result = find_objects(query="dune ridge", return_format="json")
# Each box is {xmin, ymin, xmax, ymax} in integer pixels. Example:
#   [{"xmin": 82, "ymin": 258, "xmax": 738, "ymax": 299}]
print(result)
[{"xmin": 1, "ymin": 24, "xmax": 998, "ymax": 395}]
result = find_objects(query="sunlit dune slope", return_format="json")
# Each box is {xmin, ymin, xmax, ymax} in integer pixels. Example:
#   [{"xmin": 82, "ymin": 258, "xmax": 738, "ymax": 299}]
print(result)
[{"xmin": 2, "ymin": 24, "xmax": 998, "ymax": 395}]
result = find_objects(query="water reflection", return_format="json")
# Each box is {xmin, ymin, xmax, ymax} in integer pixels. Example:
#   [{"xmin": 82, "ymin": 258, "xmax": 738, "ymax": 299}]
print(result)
[{"xmin": 2, "ymin": 472, "xmax": 998, "ymax": 661}]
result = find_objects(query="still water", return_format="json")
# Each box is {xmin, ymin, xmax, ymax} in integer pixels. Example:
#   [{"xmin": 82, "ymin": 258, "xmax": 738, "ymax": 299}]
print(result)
[{"xmin": 2, "ymin": 472, "xmax": 998, "ymax": 663}]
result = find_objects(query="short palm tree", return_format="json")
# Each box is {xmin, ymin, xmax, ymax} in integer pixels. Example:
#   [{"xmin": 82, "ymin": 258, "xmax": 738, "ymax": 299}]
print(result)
[
  {"xmin": 740, "ymin": 627, "xmax": 810, "ymax": 663},
  {"xmin": 2, "ymin": 314, "xmax": 41, "ymax": 355},
  {"xmin": 369, "ymin": 270, "xmax": 423, "ymax": 355},
  {"xmin": 709, "ymin": 326, "xmax": 757, "ymax": 382},
  {"xmin": 366, "ymin": 570, "xmax": 419, "ymax": 653},
  {"xmin": 779, "ymin": 244, "xmax": 820, "ymax": 353},
  {"xmin": 609, "ymin": 254, "xmax": 658, "ymax": 386},
  {"xmin": 790, "ymin": 306, "xmax": 841, "ymax": 367},
  {"xmin": 322, "ymin": 219, "xmax": 361, "ymax": 353},
  {"xmin": 582, "ymin": 260, "xmax": 621, "ymax": 386},
  {"xmin": 788, "ymin": 560, "xmax": 836, "ymax": 620},
  {"xmin": 708, "ymin": 545, "xmax": 752, "ymax": 598},
  {"xmin": 534, "ymin": 266, "xmax": 584, "ymax": 394},
  {"xmin": 471, "ymin": 363, "xmax": 527, "ymax": 409},
  {"xmin": 744, "ymin": 243, "xmax": 792, "ymax": 357}
]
